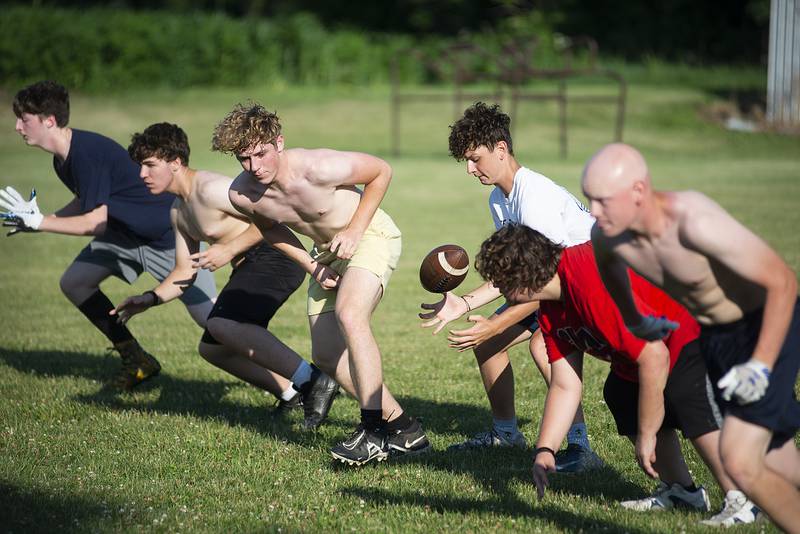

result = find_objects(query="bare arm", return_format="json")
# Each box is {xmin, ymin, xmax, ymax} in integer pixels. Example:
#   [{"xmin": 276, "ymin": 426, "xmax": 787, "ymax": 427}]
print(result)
[
  {"xmin": 38, "ymin": 203, "xmax": 108, "ymax": 236},
  {"xmin": 419, "ymin": 281, "xmax": 503, "ymax": 335},
  {"xmin": 191, "ymin": 223, "xmax": 264, "ymax": 272},
  {"xmin": 315, "ymin": 151, "xmax": 392, "ymax": 259},
  {"xmin": 634, "ymin": 341, "xmax": 670, "ymax": 479},
  {"xmin": 683, "ymin": 201, "xmax": 797, "ymax": 369},
  {"xmin": 532, "ymin": 352, "xmax": 584, "ymax": 498},
  {"xmin": 448, "ymin": 300, "xmax": 540, "ymax": 351},
  {"xmin": 592, "ymin": 226, "xmax": 642, "ymax": 326}
]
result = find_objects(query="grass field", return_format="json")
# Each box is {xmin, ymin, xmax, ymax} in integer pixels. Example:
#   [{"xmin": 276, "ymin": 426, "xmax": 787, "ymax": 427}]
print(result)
[{"xmin": 1, "ymin": 81, "xmax": 798, "ymax": 533}]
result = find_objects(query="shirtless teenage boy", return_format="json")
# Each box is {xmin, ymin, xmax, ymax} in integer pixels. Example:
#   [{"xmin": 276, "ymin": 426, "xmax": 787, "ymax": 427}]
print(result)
[
  {"xmin": 112, "ymin": 122, "xmax": 338, "ymax": 428},
  {"xmin": 585, "ymin": 143, "xmax": 800, "ymax": 531},
  {"xmin": 212, "ymin": 103, "xmax": 429, "ymax": 465}
]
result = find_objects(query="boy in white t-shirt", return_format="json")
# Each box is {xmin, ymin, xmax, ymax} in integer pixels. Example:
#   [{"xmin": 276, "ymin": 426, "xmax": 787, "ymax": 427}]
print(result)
[{"xmin": 420, "ymin": 102, "xmax": 602, "ymax": 472}]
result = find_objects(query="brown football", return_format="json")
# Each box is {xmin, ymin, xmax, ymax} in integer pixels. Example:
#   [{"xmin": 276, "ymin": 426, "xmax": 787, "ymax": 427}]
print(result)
[{"xmin": 419, "ymin": 244, "xmax": 470, "ymax": 293}]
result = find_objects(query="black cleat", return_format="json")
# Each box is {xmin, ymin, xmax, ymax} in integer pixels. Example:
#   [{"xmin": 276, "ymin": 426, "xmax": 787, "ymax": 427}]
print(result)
[
  {"xmin": 387, "ymin": 418, "xmax": 431, "ymax": 457},
  {"xmin": 110, "ymin": 340, "xmax": 161, "ymax": 391},
  {"xmin": 274, "ymin": 392, "xmax": 303, "ymax": 414},
  {"xmin": 299, "ymin": 364, "xmax": 339, "ymax": 430},
  {"xmin": 330, "ymin": 424, "xmax": 388, "ymax": 466}
]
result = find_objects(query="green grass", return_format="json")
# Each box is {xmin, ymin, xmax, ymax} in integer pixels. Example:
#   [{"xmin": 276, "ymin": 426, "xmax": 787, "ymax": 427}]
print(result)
[{"xmin": 0, "ymin": 80, "xmax": 798, "ymax": 533}]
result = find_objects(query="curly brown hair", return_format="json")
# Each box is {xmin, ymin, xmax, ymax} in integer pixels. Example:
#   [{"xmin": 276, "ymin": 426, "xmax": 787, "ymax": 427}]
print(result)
[
  {"xmin": 448, "ymin": 102, "xmax": 513, "ymax": 161},
  {"xmin": 128, "ymin": 122, "xmax": 190, "ymax": 165},
  {"xmin": 13, "ymin": 80, "xmax": 70, "ymax": 127},
  {"xmin": 211, "ymin": 102, "xmax": 281, "ymax": 155},
  {"xmin": 475, "ymin": 224, "xmax": 563, "ymax": 294}
]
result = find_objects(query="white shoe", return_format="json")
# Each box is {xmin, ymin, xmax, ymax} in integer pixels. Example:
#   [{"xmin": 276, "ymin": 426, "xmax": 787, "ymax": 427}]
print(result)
[
  {"xmin": 621, "ymin": 482, "xmax": 710, "ymax": 512},
  {"xmin": 700, "ymin": 490, "xmax": 762, "ymax": 527}
]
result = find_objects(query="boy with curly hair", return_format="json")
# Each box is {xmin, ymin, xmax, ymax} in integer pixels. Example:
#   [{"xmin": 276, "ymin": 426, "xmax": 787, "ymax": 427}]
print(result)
[{"xmin": 211, "ymin": 103, "xmax": 429, "ymax": 465}]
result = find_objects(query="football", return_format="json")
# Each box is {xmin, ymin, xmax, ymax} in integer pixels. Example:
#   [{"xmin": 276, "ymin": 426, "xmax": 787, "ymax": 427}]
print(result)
[{"xmin": 419, "ymin": 244, "xmax": 470, "ymax": 293}]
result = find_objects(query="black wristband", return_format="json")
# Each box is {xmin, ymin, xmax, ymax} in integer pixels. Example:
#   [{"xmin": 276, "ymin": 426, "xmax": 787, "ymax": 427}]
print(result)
[
  {"xmin": 143, "ymin": 290, "xmax": 161, "ymax": 307},
  {"xmin": 533, "ymin": 446, "xmax": 556, "ymax": 458}
]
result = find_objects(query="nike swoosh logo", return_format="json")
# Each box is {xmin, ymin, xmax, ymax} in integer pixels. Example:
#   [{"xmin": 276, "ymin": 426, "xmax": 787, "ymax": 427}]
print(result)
[{"xmin": 404, "ymin": 436, "xmax": 426, "ymax": 448}]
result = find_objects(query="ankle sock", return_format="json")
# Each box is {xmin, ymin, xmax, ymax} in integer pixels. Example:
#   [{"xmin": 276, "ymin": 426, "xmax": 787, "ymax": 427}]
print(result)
[
  {"xmin": 567, "ymin": 422, "xmax": 591, "ymax": 450},
  {"xmin": 493, "ymin": 416, "xmax": 519, "ymax": 435},
  {"xmin": 280, "ymin": 386, "xmax": 298, "ymax": 401},
  {"xmin": 385, "ymin": 412, "xmax": 412, "ymax": 433}
]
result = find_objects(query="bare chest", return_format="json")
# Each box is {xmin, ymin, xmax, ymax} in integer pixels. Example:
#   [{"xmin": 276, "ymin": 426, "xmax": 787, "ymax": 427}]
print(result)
[{"xmin": 176, "ymin": 203, "xmax": 244, "ymax": 245}]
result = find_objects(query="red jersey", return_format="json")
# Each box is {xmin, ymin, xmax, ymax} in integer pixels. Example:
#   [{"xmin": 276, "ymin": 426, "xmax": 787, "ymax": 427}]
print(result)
[{"xmin": 540, "ymin": 242, "xmax": 699, "ymax": 382}]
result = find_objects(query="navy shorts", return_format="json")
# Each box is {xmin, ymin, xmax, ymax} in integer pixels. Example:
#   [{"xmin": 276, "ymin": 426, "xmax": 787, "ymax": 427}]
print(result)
[
  {"xmin": 494, "ymin": 302, "xmax": 540, "ymax": 332},
  {"xmin": 603, "ymin": 340, "xmax": 722, "ymax": 439},
  {"xmin": 699, "ymin": 299, "xmax": 800, "ymax": 450},
  {"xmin": 201, "ymin": 243, "xmax": 305, "ymax": 344}
]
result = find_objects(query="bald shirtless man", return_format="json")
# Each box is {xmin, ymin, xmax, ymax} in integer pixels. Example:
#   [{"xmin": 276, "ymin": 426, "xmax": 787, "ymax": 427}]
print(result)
[
  {"xmin": 113, "ymin": 123, "xmax": 339, "ymax": 429},
  {"xmin": 211, "ymin": 103, "xmax": 429, "ymax": 466},
  {"xmin": 584, "ymin": 143, "xmax": 800, "ymax": 531}
]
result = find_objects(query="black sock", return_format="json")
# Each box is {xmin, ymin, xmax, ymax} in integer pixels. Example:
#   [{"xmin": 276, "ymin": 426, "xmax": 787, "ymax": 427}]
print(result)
[
  {"xmin": 360, "ymin": 409, "xmax": 384, "ymax": 432},
  {"xmin": 683, "ymin": 483, "xmax": 698, "ymax": 492},
  {"xmin": 77, "ymin": 290, "xmax": 135, "ymax": 345},
  {"xmin": 385, "ymin": 412, "xmax": 412, "ymax": 433}
]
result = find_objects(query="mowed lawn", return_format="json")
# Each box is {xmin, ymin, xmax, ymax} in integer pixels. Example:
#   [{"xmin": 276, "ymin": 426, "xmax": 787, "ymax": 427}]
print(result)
[{"xmin": 0, "ymin": 82, "xmax": 798, "ymax": 533}]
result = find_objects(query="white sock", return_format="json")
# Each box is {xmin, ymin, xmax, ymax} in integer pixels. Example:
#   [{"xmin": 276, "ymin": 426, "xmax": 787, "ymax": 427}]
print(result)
[
  {"xmin": 493, "ymin": 417, "xmax": 519, "ymax": 435},
  {"xmin": 291, "ymin": 360, "xmax": 313, "ymax": 388},
  {"xmin": 280, "ymin": 386, "xmax": 298, "ymax": 401}
]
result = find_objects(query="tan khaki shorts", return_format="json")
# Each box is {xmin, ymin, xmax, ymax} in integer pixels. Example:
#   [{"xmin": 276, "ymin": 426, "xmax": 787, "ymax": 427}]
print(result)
[{"xmin": 307, "ymin": 208, "xmax": 401, "ymax": 316}]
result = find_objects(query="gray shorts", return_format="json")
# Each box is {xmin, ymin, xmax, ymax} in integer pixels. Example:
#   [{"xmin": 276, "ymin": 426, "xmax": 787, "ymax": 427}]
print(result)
[{"xmin": 74, "ymin": 233, "xmax": 216, "ymax": 306}]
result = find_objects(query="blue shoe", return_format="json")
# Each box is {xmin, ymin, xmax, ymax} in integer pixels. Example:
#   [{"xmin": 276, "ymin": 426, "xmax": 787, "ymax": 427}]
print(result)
[{"xmin": 554, "ymin": 443, "xmax": 604, "ymax": 473}]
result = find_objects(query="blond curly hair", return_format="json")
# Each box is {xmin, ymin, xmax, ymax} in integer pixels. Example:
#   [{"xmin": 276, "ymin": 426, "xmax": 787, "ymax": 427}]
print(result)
[{"xmin": 211, "ymin": 102, "xmax": 281, "ymax": 155}]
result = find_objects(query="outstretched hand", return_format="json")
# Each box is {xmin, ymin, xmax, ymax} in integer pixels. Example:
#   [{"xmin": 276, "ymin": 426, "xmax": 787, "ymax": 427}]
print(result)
[
  {"xmin": 0, "ymin": 187, "xmax": 43, "ymax": 235},
  {"xmin": 447, "ymin": 315, "xmax": 499, "ymax": 351},
  {"xmin": 419, "ymin": 292, "xmax": 469, "ymax": 335},
  {"xmin": 627, "ymin": 314, "xmax": 679, "ymax": 341}
]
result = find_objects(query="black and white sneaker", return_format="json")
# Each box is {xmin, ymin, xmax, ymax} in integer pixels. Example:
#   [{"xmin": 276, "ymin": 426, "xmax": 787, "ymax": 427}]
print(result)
[
  {"xmin": 274, "ymin": 392, "xmax": 303, "ymax": 415},
  {"xmin": 387, "ymin": 418, "xmax": 431, "ymax": 457},
  {"xmin": 330, "ymin": 425, "xmax": 388, "ymax": 466},
  {"xmin": 300, "ymin": 364, "xmax": 339, "ymax": 430}
]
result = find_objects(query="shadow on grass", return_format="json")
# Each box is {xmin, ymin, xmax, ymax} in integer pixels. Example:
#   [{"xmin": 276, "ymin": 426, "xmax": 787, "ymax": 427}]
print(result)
[
  {"xmin": 0, "ymin": 480, "xmax": 115, "ymax": 534},
  {"xmin": 0, "ymin": 347, "xmax": 504, "ymax": 444}
]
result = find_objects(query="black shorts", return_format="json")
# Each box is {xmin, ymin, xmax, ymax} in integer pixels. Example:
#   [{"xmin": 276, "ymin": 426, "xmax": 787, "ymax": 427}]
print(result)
[
  {"xmin": 699, "ymin": 299, "xmax": 800, "ymax": 450},
  {"xmin": 201, "ymin": 243, "xmax": 305, "ymax": 344},
  {"xmin": 603, "ymin": 340, "xmax": 722, "ymax": 439}
]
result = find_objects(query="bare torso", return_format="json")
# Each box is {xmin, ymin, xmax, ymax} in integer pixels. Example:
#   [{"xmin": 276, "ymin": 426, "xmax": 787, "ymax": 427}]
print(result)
[
  {"xmin": 230, "ymin": 148, "xmax": 363, "ymax": 245},
  {"xmin": 606, "ymin": 191, "xmax": 765, "ymax": 325},
  {"xmin": 174, "ymin": 170, "xmax": 251, "ymax": 247}
]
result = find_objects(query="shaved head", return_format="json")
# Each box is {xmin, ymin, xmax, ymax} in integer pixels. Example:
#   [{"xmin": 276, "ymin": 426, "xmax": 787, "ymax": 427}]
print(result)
[
  {"xmin": 581, "ymin": 143, "xmax": 652, "ymax": 237},
  {"xmin": 582, "ymin": 143, "xmax": 650, "ymax": 196}
]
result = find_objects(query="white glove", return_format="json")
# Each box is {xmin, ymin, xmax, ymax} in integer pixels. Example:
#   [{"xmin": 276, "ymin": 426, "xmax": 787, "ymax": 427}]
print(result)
[
  {"xmin": 0, "ymin": 186, "xmax": 43, "ymax": 233},
  {"xmin": 717, "ymin": 360, "xmax": 770, "ymax": 404},
  {"xmin": 627, "ymin": 314, "xmax": 679, "ymax": 341}
]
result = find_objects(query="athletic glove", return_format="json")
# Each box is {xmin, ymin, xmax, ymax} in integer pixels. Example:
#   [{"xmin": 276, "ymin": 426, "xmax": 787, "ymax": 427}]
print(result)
[
  {"xmin": 717, "ymin": 359, "xmax": 770, "ymax": 404},
  {"xmin": 0, "ymin": 187, "xmax": 43, "ymax": 234},
  {"xmin": 627, "ymin": 314, "xmax": 679, "ymax": 341}
]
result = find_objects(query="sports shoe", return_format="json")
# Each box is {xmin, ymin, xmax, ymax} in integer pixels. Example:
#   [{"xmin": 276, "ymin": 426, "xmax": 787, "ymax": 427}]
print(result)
[
  {"xmin": 554, "ymin": 443, "xmax": 605, "ymax": 473},
  {"xmin": 330, "ymin": 425, "xmax": 388, "ymax": 466},
  {"xmin": 387, "ymin": 418, "xmax": 431, "ymax": 457},
  {"xmin": 110, "ymin": 339, "xmax": 161, "ymax": 391},
  {"xmin": 700, "ymin": 490, "xmax": 762, "ymax": 527},
  {"xmin": 621, "ymin": 482, "xmax": 710, "ymax": 512},
  {"xmin": 447, "ymin": 428, "xmax": 527, "ymax": 451},
  {"xmin": 299, "ymin": 364, "xmax": 339, "ymax": 430},
  {"xmin": 274, "ymin": 392, "xmax": 303, "ymax": 414}
]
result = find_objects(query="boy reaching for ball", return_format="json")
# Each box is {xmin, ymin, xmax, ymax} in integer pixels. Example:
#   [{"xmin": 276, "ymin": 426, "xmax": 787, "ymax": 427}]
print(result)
[
  {"xmin": 420, "ymin": 102, "xmax": 602, "ymax": 472},
  {"xmin": 211, "ymin": 103, "xmax": 429, "ymax": 465}
]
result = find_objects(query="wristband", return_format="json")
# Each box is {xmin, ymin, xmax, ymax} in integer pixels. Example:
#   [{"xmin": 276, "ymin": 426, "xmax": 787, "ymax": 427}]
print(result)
[
  {"xmin": 143, "ymin": 290, "xmax": 161, "ymax": 307},
  {"xmin": 533, "ymin": 446, "xmax": 556, "ymax": 459},
  {"xmin": 460, "ymin": 295, "xmax": 472, "ymax": 312}
]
